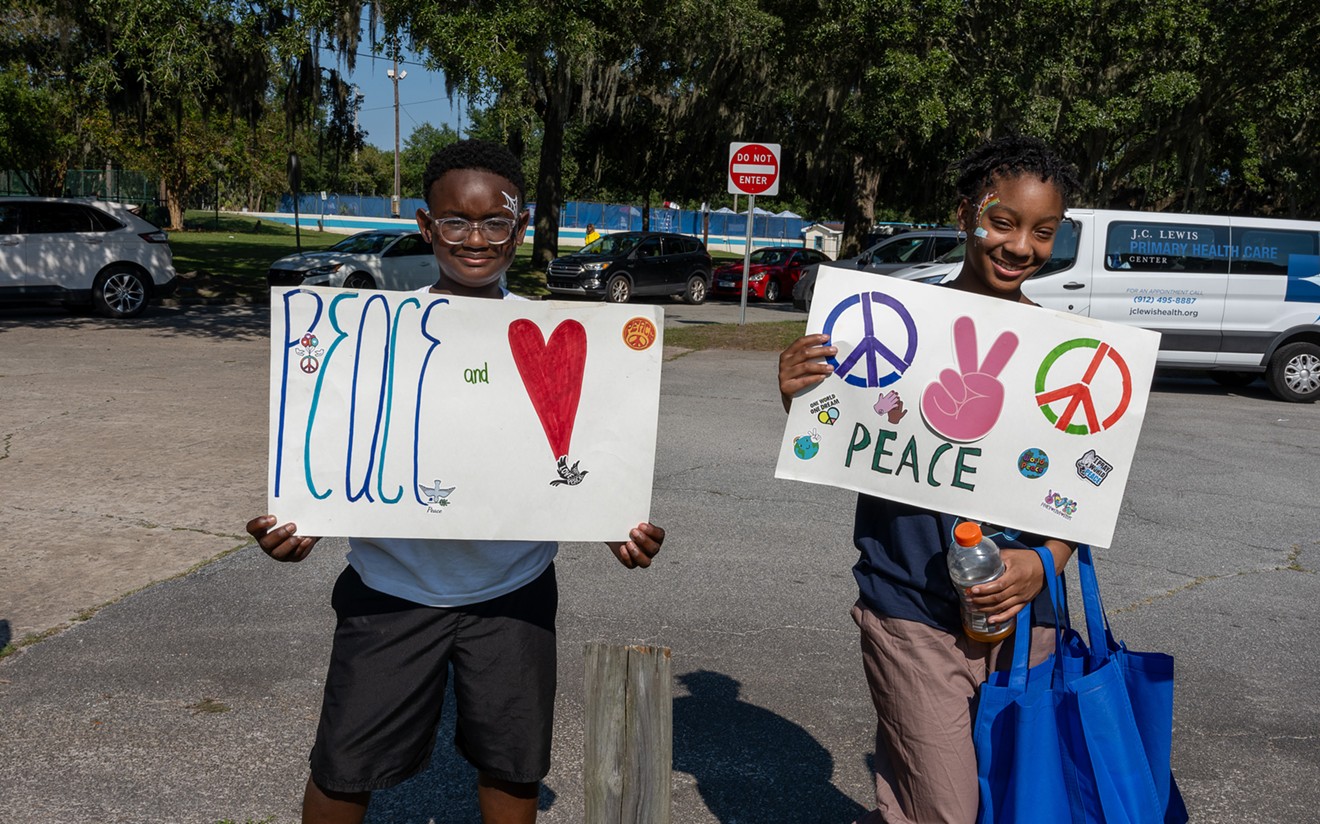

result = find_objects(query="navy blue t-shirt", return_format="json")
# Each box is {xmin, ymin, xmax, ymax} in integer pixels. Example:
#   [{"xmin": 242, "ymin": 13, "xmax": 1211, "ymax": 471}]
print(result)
[{"xmin": 852, "ymin": 494, "xmax": 1059, "ymax": 633}]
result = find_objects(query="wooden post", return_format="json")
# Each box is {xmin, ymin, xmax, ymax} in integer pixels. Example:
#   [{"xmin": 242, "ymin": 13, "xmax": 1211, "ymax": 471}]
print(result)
[{"xmin": 583, "ymin": 642, "xmax": 672, "ymax": 824}]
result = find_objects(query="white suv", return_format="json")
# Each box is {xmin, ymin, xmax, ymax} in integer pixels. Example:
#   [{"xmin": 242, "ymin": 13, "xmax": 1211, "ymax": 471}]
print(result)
[{"xmin": 0, "ymin": 197, "xmax": 177, "ymax": 318}]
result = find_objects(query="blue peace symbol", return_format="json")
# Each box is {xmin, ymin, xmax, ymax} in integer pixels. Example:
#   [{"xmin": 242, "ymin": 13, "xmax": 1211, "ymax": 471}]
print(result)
[{"xmin": 822, "ymin": 291, "xmax": 919, "ymax": 388}]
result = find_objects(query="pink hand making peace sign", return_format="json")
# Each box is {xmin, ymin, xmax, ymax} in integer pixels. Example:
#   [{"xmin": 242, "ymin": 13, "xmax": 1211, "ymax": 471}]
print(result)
[{"xmin": 920, "ymin": 316, "xmax": 1018, "ymax": 442}]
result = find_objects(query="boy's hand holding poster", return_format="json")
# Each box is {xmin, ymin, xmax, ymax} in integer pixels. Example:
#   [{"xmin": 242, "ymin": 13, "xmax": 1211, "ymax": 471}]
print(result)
[
  {"xmin": 775, "ymin": 267, "xmax": 1161, "ymax": 548},
  {"xmin": 268, "ymin": 286, "xmax": 663, "ymax": 541}
]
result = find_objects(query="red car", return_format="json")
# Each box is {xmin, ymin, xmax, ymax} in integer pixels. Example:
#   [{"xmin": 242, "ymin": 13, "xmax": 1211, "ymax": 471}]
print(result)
[{"xmin": 711, "ymin": 246, "xmax": 830, "ymax": 302}]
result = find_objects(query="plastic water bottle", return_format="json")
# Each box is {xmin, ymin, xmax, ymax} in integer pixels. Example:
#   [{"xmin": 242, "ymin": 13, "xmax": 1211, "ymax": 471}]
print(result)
[{"xmin": 947, "ymin": 522, "xmax": 1014, "ymax": 642}]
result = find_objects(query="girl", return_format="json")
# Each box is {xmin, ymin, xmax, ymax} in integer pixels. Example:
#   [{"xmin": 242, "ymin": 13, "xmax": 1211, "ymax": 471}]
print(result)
[{"xmin": 777, "ymin": 135, "xmax": 1081, "ymax": 824}]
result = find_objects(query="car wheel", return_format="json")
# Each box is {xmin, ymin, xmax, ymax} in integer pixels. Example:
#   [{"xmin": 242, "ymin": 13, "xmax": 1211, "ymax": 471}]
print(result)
[
  {"xmin": 92, "ymin": 266, "xmax": 149, "ymax": 318},
  {"xmin": 683, "ymin": 274, "xmax": 708, "ymax": 305},
  {"xmin": 1266, "ymin": 342, "xmax": 1320, "ymax": 402},
  {"xmin": 343, "ymin": 272, "xmax": 376, "ymax": 289},
  {"xmin": 1210, "ymin": 371, "xmax": 1257, "ymax": 388},
  {"xmin": 606, "ymin": 275, "xmax": 632, "ymax": 303},
  {"xmin": 764, "ymin": 280, "xmax": 781, "ymax": 302}
]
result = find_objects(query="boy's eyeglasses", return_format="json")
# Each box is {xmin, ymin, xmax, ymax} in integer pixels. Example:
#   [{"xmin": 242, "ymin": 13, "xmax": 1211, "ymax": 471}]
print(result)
[{"xmin": 427, "ymin": 215, "xmax": 518, "ymax": 246}]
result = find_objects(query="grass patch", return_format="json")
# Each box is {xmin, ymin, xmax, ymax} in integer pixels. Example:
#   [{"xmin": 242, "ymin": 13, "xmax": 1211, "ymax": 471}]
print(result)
[
  {"xmin": 170, "ymin": 212, "xmax": 341, "ymax": 284},
  {"xmin": 665, "ymin": 319, "xmax": 806, "ymax": 352},
  {"xmin": 505, "ymin": 254, "xmax": 549, "ymax": 297}
]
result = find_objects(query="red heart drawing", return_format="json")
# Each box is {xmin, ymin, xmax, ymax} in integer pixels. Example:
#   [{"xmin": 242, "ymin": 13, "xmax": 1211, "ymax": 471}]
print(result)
[{"xmin": 508, "ymin": 319, "xmax": 588, "ymax": 460}]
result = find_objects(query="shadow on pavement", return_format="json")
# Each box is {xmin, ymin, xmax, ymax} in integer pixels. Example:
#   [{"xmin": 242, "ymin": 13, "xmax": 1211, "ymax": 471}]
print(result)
[
  {"xmin": 0, "ymin": 303, "xmax": 270, "ymax": 342},
  {"xmin": 674, "ymin": 670, "xmax": 866, "ymax": 824}
]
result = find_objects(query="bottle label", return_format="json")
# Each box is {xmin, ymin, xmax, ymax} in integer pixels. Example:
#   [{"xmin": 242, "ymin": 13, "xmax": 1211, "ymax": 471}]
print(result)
[{"xmin": 960, "ymin": 600, "xmax": 1003, "ymax": 636}]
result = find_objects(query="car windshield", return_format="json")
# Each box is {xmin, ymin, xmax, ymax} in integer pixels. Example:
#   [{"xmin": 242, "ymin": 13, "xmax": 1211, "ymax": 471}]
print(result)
[
  {"xmin": 581, "ymin": 234, "xmax": 641, "ymax": 256},
  {"xmin": 329, "ymin": 233, "xmax": 397, "ymax": 255},
  {"xmin": 936, "ymin": 243, "xmax": 966, "ymax": 263},
  {"xmin": 749, "ymin": 249, "xmax": 788, "ymax": 264}
]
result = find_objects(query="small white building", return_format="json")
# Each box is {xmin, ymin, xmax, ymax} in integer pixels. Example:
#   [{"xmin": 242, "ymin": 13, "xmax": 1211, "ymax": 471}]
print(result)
[{"xmin": 803, "ymin": 221, "xmax": 844, "ymax": 260}]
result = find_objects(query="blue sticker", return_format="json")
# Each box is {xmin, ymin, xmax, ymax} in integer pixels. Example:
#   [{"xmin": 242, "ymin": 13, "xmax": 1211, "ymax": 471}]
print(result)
[
  {"xmin": 793, "ymin": 430, "xmax": 821, "ymax": 460},
  {"xmin": 1017, "ymin": 448, "xmax": 1049, "ymax": 479}
]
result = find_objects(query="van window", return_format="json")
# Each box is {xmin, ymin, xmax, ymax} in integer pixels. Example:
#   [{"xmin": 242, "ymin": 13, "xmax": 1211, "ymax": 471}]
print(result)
[
  {"xmin": 1034, "ymin": 219, "xmax": 1080, "ymax": 277},
  {"xmin": 1229, "ymin": 227, "xmax": 1318, "ymax": 275},
  {"xmin": 1105, "ymin": 221, "xmax": 1229, "ymax": 273}
]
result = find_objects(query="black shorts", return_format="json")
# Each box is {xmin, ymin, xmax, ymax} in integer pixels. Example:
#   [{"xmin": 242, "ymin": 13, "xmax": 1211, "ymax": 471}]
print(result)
[{"xmin": 309, "ymin": 563, "xmax": 558, "ymax": 793}]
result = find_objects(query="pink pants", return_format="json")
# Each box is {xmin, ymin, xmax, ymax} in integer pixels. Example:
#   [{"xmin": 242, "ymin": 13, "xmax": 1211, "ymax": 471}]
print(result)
[{"xmin": 850, "ymin": 601, "xmax": 1053, "ymax": 824}]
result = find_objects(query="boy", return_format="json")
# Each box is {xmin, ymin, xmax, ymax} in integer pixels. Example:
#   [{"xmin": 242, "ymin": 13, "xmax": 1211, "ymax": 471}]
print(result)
[{"xmin": 247, "ymin": 139, "xmax": 665, "ymax": 824}]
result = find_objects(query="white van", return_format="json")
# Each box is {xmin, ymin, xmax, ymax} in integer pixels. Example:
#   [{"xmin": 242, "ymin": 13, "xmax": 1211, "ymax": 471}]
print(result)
[{"xmin": 891, "ymin": 208, "xmax": 1320, "ymax": 402}]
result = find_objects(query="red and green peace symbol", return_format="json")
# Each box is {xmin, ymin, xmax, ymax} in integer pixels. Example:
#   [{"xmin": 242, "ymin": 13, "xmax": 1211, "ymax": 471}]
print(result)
[{"xmin": 1034, "ymin": 338, "xmax": 1132, "ymax": 435}]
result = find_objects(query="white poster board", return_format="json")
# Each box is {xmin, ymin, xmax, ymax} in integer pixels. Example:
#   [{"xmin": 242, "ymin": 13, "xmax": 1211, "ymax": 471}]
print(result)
[
  {"xmin": 268, "ymin": 287, "xmax": 663, "ymax": 541},
  {"xmin": 775, "ymin": 267, "xmax": 1161, "ymax": 548}
]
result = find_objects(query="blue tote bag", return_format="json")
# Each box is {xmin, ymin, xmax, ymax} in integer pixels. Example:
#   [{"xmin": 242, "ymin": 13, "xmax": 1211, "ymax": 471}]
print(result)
[{"xmin": 973, "ymin": 545, "xmax": 1188, "ymax": 824}]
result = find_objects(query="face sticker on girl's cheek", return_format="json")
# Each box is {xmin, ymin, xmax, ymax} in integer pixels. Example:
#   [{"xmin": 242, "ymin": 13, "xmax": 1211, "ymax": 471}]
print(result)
[
  {"xmin": 502, "ymin": 191, "xmax": 520, "ymax": 217},
  {"xmin": 972, "ymin": 191, "xmax": 1000, "ymax": 240}
]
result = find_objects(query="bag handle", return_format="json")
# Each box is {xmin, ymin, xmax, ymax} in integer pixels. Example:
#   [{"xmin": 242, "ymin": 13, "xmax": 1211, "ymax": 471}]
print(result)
[
  {"xmin": 1076, "ymin": 545, "xmax": 1116, "ymax": 667},
  {"xmin": 1008, "ymin": 545, "xmax": 1068, "ymax": 690}
]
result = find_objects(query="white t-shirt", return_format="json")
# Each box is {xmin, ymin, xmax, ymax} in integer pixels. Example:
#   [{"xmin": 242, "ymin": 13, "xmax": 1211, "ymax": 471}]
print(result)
[{"xmin": 346, "ymin": 286, "xmax": 557, "ymax": 607}]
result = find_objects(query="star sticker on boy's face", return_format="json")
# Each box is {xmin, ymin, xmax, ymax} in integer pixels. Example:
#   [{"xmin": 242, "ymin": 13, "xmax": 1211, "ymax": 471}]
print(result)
[{"xmin": 417, "ymin": 169, "xmax": 525, "ymax": 295}]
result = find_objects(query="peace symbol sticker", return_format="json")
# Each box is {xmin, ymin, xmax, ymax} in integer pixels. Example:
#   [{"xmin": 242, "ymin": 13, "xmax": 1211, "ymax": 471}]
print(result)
[
  {"xmin": 1034, "ymin": 338, "xmax": 1133, "ymax": 435},
  {"xmin": 822, "ymin": 292, "xmax": 919, "ymax": 388}
]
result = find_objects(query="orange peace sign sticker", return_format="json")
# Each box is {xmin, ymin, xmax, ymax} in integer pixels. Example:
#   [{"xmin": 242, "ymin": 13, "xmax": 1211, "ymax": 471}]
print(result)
[{"xmin": 622, "ymin": 317, "xmax": 658, "ymax": 351}]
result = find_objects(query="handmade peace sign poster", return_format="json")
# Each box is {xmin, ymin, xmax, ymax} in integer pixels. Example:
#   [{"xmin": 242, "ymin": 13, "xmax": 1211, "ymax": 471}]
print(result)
[
  {"xmin": 267, "ymin": 286, "xmax": 663, "ymax": 541},
  {"xmin": 775, "ymin": 266, "xmax": 1161, "ymax": 548}
]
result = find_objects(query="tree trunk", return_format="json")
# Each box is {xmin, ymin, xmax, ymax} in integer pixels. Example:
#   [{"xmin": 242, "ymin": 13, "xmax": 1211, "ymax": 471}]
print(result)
[
  {"xmin": 531, "ymin": 97, "xmax": 565, "ymax": 268},
  {"xmin": 163, "ymin": 171, "xmax": 188, "ymax": 230},
  {"xmin": 840, "ymin": 157, "xmax": 882, "ymax": 258}
]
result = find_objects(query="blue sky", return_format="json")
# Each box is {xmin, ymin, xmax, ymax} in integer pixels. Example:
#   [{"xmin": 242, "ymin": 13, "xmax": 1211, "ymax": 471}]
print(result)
[{"xmin": 319, "ymin": 40, "xmax": 464, "ymax": 152}]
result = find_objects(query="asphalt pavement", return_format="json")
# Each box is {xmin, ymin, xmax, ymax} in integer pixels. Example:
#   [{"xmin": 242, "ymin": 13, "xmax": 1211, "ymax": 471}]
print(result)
[{"xmin": 1, "ymin": 299, "xmax": 1317, "ymax": 823}]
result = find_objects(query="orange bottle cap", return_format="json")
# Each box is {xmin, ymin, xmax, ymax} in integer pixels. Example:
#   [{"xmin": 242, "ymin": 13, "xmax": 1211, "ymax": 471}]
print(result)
[{"xmin": 954, "ymin": 521, "xmax": 983, "ymax": 547}]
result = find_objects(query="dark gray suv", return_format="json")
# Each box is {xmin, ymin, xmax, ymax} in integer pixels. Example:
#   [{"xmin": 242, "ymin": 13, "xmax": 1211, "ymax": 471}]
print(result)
[{"xmin": 546, "ymin": 231, "xmax": 713, "ymax": 304}]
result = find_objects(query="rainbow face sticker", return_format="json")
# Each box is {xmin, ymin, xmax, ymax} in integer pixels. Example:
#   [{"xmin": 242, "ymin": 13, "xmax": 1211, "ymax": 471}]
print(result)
[{"xmin": 973, "ymin": 191, "xmax": 1000, "ymax": 238}]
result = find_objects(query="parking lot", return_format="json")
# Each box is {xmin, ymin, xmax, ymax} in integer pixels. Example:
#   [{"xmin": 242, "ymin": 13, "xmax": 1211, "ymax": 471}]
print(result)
[{"xmin": 1, "ymin": 301, "xmax": 1317, "ymax": 823}]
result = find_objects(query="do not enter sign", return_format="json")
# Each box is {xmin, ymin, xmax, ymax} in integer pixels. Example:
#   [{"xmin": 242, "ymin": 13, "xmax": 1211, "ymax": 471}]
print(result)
[{"xmin": 728, "ymin": 142, "xmax": 780, "ymax": 196}]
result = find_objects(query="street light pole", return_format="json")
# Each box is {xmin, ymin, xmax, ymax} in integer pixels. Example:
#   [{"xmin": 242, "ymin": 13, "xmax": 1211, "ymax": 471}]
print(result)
[{"xmin": 387, "ymin": 57, "xmax": 407, "ymax": 218}]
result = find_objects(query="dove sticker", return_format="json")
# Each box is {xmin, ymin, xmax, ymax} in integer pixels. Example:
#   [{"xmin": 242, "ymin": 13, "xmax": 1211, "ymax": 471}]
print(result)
[{"xmin": 418, "ymin": 479, "xmax": 456, "ymax": 512}]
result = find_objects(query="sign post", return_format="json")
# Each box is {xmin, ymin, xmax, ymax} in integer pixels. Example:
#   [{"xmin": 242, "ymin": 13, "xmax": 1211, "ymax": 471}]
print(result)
[{"xmin": 728, "ymin": 142, "xmax": 781, "ymax": 325}]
